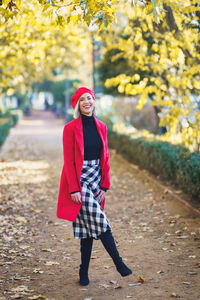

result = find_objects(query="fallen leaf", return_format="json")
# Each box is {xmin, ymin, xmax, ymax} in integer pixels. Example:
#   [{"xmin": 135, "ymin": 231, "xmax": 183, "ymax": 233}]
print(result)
[
  {"xmin": 175, "ymin": 230, "xmax": 182, "ymax": 235},
  {"xmin": 110, "ymin": 280, "xmax": 117, "ymax": 285},
  {"xmin": 99, "ymin": 284, "xmax": 109, "ymax": 289},
  {"xmin": 175, "ymin": 190, "xmax": 182, "ymax": 194},
  {"xmin": 15, "ymin": 216, "xmax": 27, "ymax": 223},
  {"xmin": 128, "ymin": 283, "xmax": 142, "ymax": 286},
  {"xmin": 169, "ymin": 220, "xmax": 176, "ymax": 225},
  {"xmin": 33, "ymin": 269, "xmax": 44, "ymax": 274},
  {"xmin": 104, "ymin": 265, "xmax": 110, "ymax": 269},
  {"xmin": 44, "ymin": 261, "xmax": 59, "ymax": 265},
  {"xmin": 170, "ymin": 243, "xmax": 176, "ymax": 246},
  {"xmin": 187, "ymin": 271, "xmax": 197, "ymax": 275},
  {"xmin": 114, "ymin": 284, "xmax": 124, "ymax": 289},
  {"xmin": 28, "ymin": 295, "xmax": 46, "ymax": 299},
  {"xmin": 10, "ymin": 295, "xmax": 23, "ymax": 299},
  {"xmin": 174, "ymin": 215, "xmax": 180, "ymax": 219},
  {"xmin": 19, "ymin": 245, "xmax": 30, "ymax": 249},
  {"xmin": 137, "ymin": 277, "xmax": 146, "ymax": 283},
  {"xmin": 92, "ymin": 250, "xmax": 101, "ymax": 253},
  {"xmin": 135, "ymin": 236, "xmax": 144, "ymax": 239},
  {"xmin": 122, "ymin": 185, "xmax": 127, "ymax": 190},
  {"xmin": 170, "ymin": 293, "xmax": 179, "ymax": 298},
  {"xmin": 63, "ymin": 256, "xmax": 71, "ymax": 260},
  {"xmin": 11, "ymin": 286, "xmax": 34, "ymax": 293},
  {"xmin": 30, "ymin": 209, "xmax": 42, "ymax": 213}
]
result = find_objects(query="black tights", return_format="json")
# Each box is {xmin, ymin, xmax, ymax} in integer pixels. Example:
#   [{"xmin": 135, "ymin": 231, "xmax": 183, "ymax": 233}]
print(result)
[
  {"xmin": 80, "ymin": 230, "xmax": 132, "ymax": 277},
  {"xmin": 80, "ymin": 237, "xmax": 93, "ymax": 271}
]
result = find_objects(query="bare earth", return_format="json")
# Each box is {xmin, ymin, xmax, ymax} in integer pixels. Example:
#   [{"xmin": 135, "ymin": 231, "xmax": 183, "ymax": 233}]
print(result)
[{"xmin": 0, "ymin": 110, "xmax": 199, "ymax": 300}]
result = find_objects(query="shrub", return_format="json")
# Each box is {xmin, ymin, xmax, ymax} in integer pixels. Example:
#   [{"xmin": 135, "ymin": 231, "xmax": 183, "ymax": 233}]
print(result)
[
  {"xmin": 106, "ymin": 125, "xmax": 200, "ymax": 200},
  {"xmin": 1, "ymin": 109, "xmax": 22, "ymax": 126},
  {"xmin": 0, "ymin": 117, "xmax": 13, "ymax": 147},
  {"xmin": 0, "ymin": 109, "xmax": 22, "ymax": 148},
  {"xmin": 8, "ymin": 110, "xmax": 19, "ymax": 126}
]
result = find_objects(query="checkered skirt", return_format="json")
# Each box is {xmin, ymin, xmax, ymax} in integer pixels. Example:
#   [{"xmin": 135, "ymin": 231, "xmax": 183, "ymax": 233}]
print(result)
[{"xmin": 72, "ymin": 159, "xmax": 112, "ymax": 239}]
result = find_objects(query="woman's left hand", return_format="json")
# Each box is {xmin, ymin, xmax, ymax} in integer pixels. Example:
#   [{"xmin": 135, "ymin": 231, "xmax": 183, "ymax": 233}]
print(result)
[{"xmin": 96, "ymin": 189, "xmax": 106, "ymax": 203}]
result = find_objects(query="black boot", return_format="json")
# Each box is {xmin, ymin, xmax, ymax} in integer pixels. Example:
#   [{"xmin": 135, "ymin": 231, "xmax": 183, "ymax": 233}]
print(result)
[
  {"xmin": 79, "ymin": 237, "xmax": 93, "ymax": 286},
  {"xmin": 99, "ymin": 230, "xmax": 132, "ymax": 277}
]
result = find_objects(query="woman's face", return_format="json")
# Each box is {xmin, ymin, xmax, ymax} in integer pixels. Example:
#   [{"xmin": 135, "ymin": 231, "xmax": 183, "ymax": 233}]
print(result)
[{"xmin": 79, "ymin": 92, "xmax": 95, "ymax": 116}]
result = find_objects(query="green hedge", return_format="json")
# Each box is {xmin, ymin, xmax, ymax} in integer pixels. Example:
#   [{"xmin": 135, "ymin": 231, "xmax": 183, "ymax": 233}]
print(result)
[
  {"xmin": 9, "ymin": 110, "xmax": 19, "ymax": 126},
  {"xmin": 107, "ymin": 129, "xmax": 200, "ymax": 200},
  {"xmin": 68, "ymin": 113, "xmax": 200, "ymax": 199},
  {"xmin": 0, "ymin": 109, "xmax": 22, "ymax": 126},
  {"xmin": 0, "ymin": 117, "xmax": 13, "ymax": 147},
  {"xmin": 0, "ymin": 109, "xmax": 22, "ymax": 148}
]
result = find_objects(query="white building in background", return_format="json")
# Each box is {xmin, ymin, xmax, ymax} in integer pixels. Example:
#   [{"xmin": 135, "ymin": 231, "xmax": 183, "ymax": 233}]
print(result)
[
  {"xmin": 0, "ymin": 96, "xmax": 19, "ymax": 108},
  {"xmin": 0, "ymin": 92, "xmax": 54, "ymax": 110},
  {"xmin": 31, "ymin": 92, "xmax": 54, "ymax": 110}
]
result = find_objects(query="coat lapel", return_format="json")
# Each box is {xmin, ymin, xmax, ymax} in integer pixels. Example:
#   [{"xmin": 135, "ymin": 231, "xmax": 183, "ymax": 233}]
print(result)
[
  {"xmin": 74, "ymin": 116, "xmax": 84, "ymax": 159},
  {"xmin": 74, "ymin": 115, "xmax": 105, "ymax": 161},
  {"xmin": 94, "ymin": 116, "xmax": 106, "ymax": 165},
  {"xmin": 94, "ymin": 116, "xmax": 105, "ymax": 153}
]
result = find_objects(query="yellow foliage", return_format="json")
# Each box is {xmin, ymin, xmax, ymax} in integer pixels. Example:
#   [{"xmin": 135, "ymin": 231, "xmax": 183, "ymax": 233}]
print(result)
[
  {"xmin": 101, "ymin": 1, "xmax": 200, "ymax": 151},
  {"xmin": 0, "ymin": 0, "xmax": 199, "ymax": 151},
  {"xmin": 0, "ymin": 1, "xmax": 92, "ymax": 94},
  {"xmin": 1, "ymin": 0, "xmax": 198, "ymax": 31}
]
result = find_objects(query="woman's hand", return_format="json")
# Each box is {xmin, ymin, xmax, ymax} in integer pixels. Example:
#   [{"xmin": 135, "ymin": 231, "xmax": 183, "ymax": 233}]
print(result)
[
  {"xmin": 71, "ymin": 192, "xmax": 82, "ymax": 204},
  {"xmin": 96, "ymin": 189, "xmax": 106, "ymax": 203}
]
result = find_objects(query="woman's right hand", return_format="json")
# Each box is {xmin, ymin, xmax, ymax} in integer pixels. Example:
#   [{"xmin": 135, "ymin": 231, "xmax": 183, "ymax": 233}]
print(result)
[{"xmin": 71, "ymin": 192, "xmax": 82, "ymax": 204}]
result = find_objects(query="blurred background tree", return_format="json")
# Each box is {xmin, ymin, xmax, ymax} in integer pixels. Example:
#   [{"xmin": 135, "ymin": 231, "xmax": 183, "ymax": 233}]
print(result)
[
  {"xmin": 0, "ymin": 0, "xmax": 199, "ymax": 151},
  {"xmin": 97, "ymin": 1, "xmax": 200, "ymax": 150}
]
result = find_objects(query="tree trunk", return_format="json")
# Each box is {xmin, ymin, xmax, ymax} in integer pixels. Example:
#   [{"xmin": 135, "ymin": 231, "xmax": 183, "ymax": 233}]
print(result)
[{"xmin": 153, "ymin": 106, "xmax": 167, "ymax": 135}]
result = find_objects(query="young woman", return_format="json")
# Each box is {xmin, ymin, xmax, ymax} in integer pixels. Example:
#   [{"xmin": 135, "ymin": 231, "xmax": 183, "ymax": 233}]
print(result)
[{"xmin": 57, "ymin": 87, "xmax": 132, "ymax": 286}]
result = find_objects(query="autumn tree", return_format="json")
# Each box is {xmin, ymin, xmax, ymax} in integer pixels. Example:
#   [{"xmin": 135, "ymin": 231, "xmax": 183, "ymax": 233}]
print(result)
[
  {"xmin": 0, "ymin": 1, "xmax": 95, "ymax": 99},
  {"xmin": 0, "ymin": 0, "xmax": 200, "ymax": 151},
  {"xmin": 97, "ymin": 1, "xmax": 200, "ymax": 151}
]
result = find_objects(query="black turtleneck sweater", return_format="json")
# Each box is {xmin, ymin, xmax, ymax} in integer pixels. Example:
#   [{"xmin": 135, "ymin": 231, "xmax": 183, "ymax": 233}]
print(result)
[
  {"xmin": 81, "ymin": 113, "xmax": 103, "ymax": 160},
  {"xmin": 71, "ymin": 113, "xmax": 107, "ymax": 194}
]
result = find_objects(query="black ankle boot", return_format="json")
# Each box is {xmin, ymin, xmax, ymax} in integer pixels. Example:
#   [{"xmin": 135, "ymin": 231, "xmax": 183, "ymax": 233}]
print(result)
[
  {"xmin": 116, "ymin": 261, "xmax": 132, "ymax": 277},
  {"xmin": 99, "ymin": 230, "xmax": 132, "ymax": 277},
  {"xmin": 79, "ymin": 237, "xmax": 93, "ymax": 286},
  {"xmin": 79, "ymin": 267, "xmax": 89, "ymax": 286}
]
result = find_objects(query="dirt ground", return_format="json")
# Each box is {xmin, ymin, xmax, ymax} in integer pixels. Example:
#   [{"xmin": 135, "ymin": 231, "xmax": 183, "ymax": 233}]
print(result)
[{"xmin": 0, "ymin": 110, "xmax": 200, "ymax": 300}]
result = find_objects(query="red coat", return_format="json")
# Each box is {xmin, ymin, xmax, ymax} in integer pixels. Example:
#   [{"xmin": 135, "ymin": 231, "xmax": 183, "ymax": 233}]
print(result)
[{"xmin": 56, "ymin": 115, "xmax": 110, "ymax": 222}]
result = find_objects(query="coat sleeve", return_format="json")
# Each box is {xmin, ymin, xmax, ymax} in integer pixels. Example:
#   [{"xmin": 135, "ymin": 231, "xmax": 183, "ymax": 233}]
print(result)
[
  {"xmin": 63, "ymin": 124, "xmax": 80, "ymax": 193},
  {"xmin": 100, "ymin": 124, "xmax": 111, "ymax": 190}
]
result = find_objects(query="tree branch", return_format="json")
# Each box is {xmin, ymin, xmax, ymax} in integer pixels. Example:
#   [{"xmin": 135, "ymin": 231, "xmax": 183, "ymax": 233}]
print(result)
[{"xmin": 163, "ymin": 4, "xmax": 178, "ymax": 33}]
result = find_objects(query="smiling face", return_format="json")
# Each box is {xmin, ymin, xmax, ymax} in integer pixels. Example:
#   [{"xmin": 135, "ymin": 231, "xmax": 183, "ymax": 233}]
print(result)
[{"xmin": 79, "ymin": 92, "xmax": 95, "ymax": 116}]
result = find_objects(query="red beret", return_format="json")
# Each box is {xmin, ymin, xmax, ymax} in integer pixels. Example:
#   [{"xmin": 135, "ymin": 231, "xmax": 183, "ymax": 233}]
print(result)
[{"xmin": 71, "ymin": 87, "xmax": 95, "ymax": 109}]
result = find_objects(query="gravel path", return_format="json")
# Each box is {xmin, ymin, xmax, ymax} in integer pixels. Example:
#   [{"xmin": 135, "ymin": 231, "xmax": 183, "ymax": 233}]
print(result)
[{"xmin": 0, "ymin": 110, "xmax": 199, "ymax": 300}]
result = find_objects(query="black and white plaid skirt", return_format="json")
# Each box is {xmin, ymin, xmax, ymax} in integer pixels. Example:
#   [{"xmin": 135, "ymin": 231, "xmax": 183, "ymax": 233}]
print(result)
[{"xmin": 72, "ymin": 159, "xmax": 112, "ymax": 239}]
